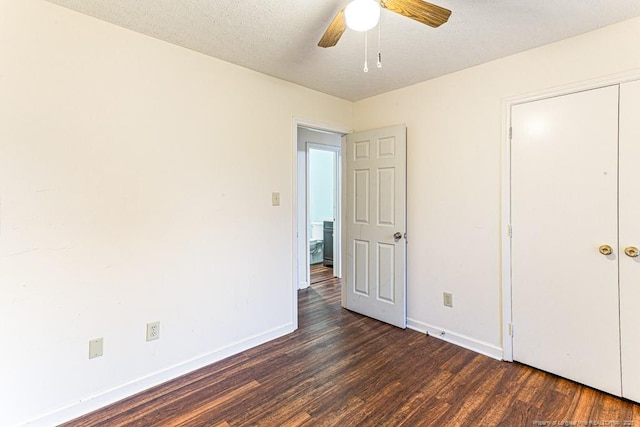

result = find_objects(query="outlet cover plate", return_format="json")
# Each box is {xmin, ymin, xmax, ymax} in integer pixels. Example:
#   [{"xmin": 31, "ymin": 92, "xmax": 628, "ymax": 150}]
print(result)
[
  {"xmin": 146, "ymin": 321, "xmax": 160, "ymax": 341},
  {"xmin": 89, "ymin": 338, "xmax": 103, "ymax": 359},
  {"xmin": 443, "ymin": 292, "xmax": 453, "ymax": 308}
]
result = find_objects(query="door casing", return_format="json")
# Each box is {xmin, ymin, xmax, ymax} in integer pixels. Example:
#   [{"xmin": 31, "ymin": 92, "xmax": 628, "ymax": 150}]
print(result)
[{"xmin": 306, "ymin": 142, "xmax": 340, "ymax": 283}]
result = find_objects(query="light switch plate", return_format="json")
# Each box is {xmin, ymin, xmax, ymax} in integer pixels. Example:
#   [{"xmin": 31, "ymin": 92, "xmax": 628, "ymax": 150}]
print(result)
[{"xmin": 272, "ymin": 192, "xmax": 280, "ymax": 206}]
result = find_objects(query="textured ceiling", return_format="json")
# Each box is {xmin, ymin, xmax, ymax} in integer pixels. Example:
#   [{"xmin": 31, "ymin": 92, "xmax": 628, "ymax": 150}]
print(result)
[{"xmin": 45, "ymin": 0, "xmax": 640, "ymax": 101}]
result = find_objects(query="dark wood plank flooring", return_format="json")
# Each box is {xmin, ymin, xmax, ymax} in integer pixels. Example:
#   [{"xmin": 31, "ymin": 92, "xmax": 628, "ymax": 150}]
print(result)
[
  {"xmin": 64, "ymin": 266, "xmax": 640, "ymax": 426},
  {"xmin": 310, "ymin": 263, "xmax": 334, "ymax": 285}
]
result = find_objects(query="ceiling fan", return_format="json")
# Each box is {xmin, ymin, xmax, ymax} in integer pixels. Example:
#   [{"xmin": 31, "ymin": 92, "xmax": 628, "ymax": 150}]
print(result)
[{"xmin": 318, "ymin": 0, "xmax": 452, "ymax": 48}]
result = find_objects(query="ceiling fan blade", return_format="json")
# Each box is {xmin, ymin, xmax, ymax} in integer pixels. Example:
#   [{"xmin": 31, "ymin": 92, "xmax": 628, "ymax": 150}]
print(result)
[
  {"xmin": 381, "ymin": 0, "xmax": 451, "ymax": 28},
  {"xmin": 318, "ymin": 8, "xmax": 347, "ymax": 48}
]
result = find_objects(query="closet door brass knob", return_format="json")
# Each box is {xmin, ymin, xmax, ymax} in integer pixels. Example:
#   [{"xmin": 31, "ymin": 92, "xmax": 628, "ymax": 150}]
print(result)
[
  {"xmin": 624, "ymin": 246, "xmax": 639, "ymax": 258},
  {"xmin": 599, "ymin": 245, "xmax": 613, "ymax": 256}
]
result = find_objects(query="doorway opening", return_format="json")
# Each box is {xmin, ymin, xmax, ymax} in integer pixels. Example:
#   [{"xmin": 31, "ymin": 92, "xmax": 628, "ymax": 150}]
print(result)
[
  {"xmin": 293, "ymin": 121, "xmax": 408, "ymax": 331},
  {"xmin": 296, "ymin": 125, "xmax": 344, "ymax": 293}
]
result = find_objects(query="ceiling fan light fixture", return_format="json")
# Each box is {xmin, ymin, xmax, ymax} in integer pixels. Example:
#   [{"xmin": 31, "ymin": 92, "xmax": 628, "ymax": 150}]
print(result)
[{"xmin": 344, "ymin": 0, "xmax": 380, "ymax": 32}]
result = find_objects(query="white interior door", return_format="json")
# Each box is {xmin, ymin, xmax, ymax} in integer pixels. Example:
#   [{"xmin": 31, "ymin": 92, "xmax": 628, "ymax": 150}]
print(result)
[
  {"xmin": 345, "ymin": 124, "xmax": 407, "ymax": 328},
  {"xmin": 619, "ymin": 80, "xmax": 640, "ymax": 402},
  {"xmin": 511, "ymin": 86, "xmax": 622, "ymax": 396}
]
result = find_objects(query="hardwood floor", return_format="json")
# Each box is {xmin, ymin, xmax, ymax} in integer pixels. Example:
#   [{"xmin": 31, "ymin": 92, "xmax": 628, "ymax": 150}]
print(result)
[
  {"xmin": 310, "ymin": 263, "xmax": 334, "ymax": 285},
  {"xmin": 64, "ymin": 266, "xmax": 640, "ymax": 426}
]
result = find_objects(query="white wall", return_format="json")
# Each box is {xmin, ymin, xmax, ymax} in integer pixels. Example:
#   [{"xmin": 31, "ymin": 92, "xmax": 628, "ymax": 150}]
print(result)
[
  {"xmin": 353, "ymin": 16, "xmax": 640, "ymax": 358},
  {"xmin": 0, "ymin": 1, "xmax": 352, "ymax": 425}
]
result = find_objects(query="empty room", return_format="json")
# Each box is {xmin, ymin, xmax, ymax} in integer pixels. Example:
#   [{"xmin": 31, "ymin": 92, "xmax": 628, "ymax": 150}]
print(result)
[{"xmin": 3, "ymin": 0, "xmax": 640, "ymax": 425}]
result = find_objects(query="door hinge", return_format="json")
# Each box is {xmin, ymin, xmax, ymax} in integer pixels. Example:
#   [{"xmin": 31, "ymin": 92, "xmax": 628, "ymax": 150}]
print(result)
[
  {"xmin": 508, "ymin": 224, "xmax": 512, "ymax": 238},
  {"xmin": 509, "ymin": 126, "xmax": 512, "ymax": 140},
  {"xmin": 508, "ymin": 323, "xmax": 513, "ymax": 336}
]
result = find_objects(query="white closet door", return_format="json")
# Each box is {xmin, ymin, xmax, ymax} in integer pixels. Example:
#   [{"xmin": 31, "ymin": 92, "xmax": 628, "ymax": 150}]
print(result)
[
  {"xmin": 511, "ymin": 86, "xmax": 621, "ymax": 396},
  {"xmin": 619, "ymin": 80, "xmax": 640, "ymax": 402}
]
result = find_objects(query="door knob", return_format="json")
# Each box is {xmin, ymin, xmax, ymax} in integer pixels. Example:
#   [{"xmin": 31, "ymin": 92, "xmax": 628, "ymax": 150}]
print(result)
[
  {"xmin": 624, "ymin": 246, "xmax": 639, "ymax": 258},
  {"xmin": 599, "ymin": 245, "xmax": 613, "ymax": 256},
  {"xmin": 393, "ymin": 232, "xmax": 402, "ymax": 242}
]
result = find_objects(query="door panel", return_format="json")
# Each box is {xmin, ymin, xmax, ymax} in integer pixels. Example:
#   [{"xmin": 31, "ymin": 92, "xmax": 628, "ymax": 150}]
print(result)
[
  {"xmin": 377, "ymin": 242, "xmax": 395, "ymax": 302},
  {"xmin": 354, "ymin": 170, "xmax": 370, "ymax": 223},
  {"xmin": 511, "ymin": 86, "xmax": 621, "ymax": 396},
  {"xmin": 354, "ymin": 240, "xmax": 370, "ymax": 295},
  {"xmin": 346, "ymin": 125, "xmax": 406, "ymax": 328},
  {"xmin": 619, "ymin": 80, "xmax": 640, "ymax": 402},
  {"xmin": 377, "ymin": 168, "xmax": 395, "ymax": 225}
]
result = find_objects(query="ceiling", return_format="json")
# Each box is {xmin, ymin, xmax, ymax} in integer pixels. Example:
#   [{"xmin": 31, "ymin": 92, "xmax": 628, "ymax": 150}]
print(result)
[{"xmin": 45, "ymin": 0, "xmax": 640, "ymax": 101}]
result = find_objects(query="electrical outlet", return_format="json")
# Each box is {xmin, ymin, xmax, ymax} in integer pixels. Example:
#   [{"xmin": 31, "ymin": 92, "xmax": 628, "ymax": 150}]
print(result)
[
  {"xmin": 443, "ymin": 292, "xmax": 453, "ymax": 308},
  {"xmin": 89, "ymin": 338, "xmax": 103, "ymax": 359},
  {"xmin": 146, "ymin": 321, "xmax": 160, "ymax": 341}
]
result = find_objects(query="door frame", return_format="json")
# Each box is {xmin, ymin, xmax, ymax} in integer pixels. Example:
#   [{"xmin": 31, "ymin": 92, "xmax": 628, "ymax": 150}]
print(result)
[
  {"xmin": 501, "ymin": 70, "xmax": 640, "ymax": 362},
  {"xmin": 292, "ymin": 118, "xmax": 349, "ymax": 330},
  {"xmin": 305, "ymin": 142, "xmax": 341, "ymax": 283}
]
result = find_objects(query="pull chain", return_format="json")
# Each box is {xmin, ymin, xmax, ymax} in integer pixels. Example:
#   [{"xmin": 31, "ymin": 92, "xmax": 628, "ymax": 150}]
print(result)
[
  {"xmin": 377, "ymin": 14, "xmax": 382, "ymax": 68},
  {"xmin": 364, "ymin": 30, "xmax": 369, "ymax": 72}
]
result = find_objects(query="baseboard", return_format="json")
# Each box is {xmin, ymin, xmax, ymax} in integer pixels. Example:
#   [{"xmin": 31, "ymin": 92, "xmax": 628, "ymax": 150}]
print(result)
[
  {"xmin": 298, "ymin": 281, "xmax": 309, "ymax": 289},
  {"xmin": 407, "ymin": 318, "xmax": 503, "ymax": 361},
  {"xmin": 25, "ymin": 323, "xmax": 295, "ymax": 427}
]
